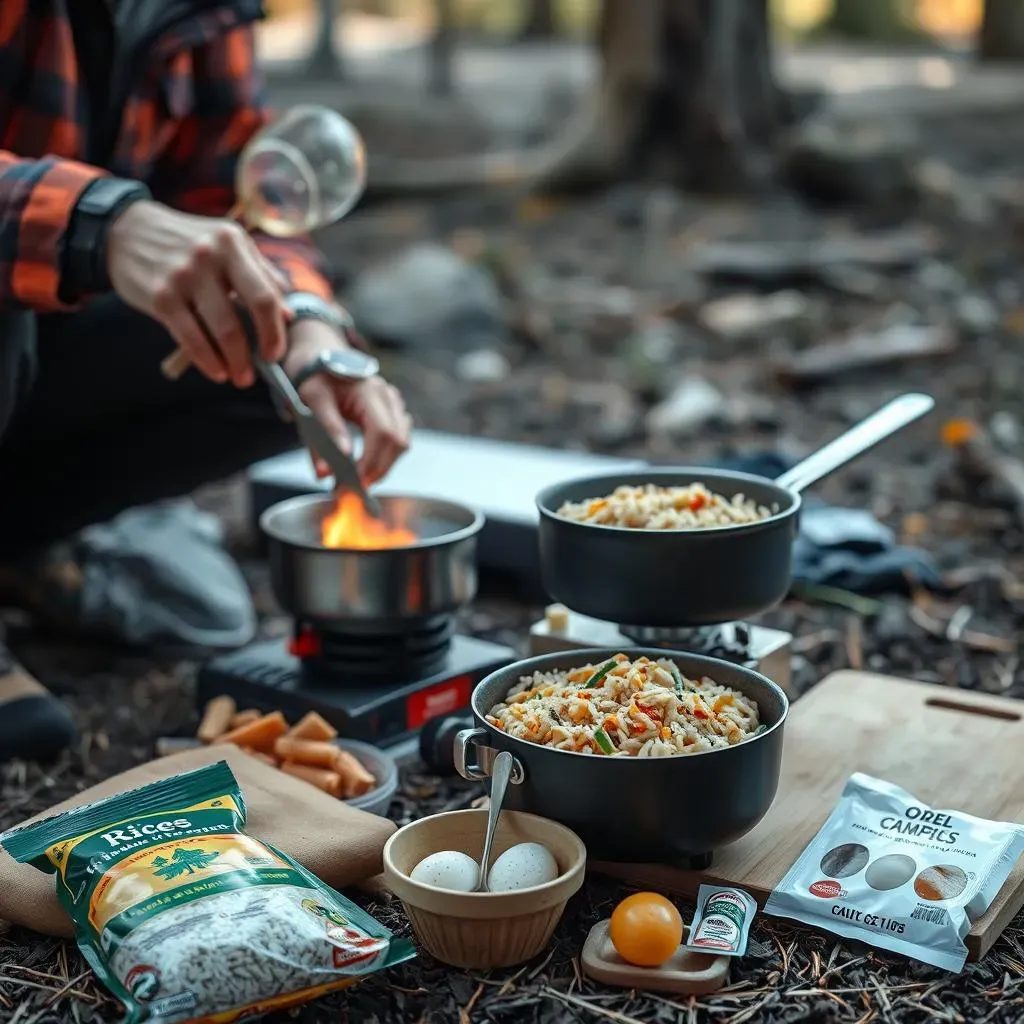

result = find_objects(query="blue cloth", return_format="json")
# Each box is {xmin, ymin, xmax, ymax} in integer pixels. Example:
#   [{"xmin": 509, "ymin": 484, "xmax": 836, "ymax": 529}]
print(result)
[{"xmin": 709, "ymin": 452, "xmax": 943, "ymax": 595}]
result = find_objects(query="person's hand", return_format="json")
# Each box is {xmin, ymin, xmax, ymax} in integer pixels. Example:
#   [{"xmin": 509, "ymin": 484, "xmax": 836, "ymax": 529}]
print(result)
[
  {"xmin": 283, "ymin": 319, "xmax": 412, "ymax": 486},
  {"xmin": 106, "ymin": 200, "xmax": 289, "ymax": 387}
]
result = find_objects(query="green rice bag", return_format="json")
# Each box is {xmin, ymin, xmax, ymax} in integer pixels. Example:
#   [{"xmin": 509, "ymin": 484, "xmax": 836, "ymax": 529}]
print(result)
[{"xmin": 0, "ymin": 760, "xmax": 414, "ymax": 1023}]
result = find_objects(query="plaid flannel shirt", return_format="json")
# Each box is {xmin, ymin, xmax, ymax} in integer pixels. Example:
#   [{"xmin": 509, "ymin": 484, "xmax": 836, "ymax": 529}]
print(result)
[{"xmin": 0, "ymin": 0, "xmax": 333, "ymax": 313}]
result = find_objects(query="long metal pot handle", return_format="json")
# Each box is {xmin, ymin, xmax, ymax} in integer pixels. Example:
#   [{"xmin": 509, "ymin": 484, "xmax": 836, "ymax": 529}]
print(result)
[
  {"xmin": 775, "ymin": 392, "xmax": 935, "ymax": 495},
  {"xmin": 454, "ymin": 728, "xmax": 525, "ymax": 785}
]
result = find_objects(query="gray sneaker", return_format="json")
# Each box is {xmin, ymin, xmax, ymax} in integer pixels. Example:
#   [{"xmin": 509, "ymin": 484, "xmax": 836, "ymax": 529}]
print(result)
[{"xmin": 6, "ymin": 500, "xmax": 257, "ymax": 653}]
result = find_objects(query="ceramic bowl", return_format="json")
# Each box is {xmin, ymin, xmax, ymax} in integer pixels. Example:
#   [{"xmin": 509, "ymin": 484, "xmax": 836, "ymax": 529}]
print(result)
[{"xmin": 383, "ymin": 808, "xmax": 586, "ymax": 969}]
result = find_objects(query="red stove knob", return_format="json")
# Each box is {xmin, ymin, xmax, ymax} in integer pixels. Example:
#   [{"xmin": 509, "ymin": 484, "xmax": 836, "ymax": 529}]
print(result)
[{"xmin": 288, "ymin": 628, "xmax": 322, "ymax": 659}]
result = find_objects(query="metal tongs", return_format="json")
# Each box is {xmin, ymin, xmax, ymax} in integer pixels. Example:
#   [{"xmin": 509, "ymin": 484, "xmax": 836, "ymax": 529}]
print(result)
[{"xmin": 242, "ymin": 311, "xmax": 383, "ymax": 519}]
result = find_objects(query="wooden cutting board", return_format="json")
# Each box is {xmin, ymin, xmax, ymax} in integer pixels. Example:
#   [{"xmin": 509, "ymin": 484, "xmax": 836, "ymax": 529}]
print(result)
[{"xmin": 593, "ymin": 670, "xmax": 1024, "ymax": 962}]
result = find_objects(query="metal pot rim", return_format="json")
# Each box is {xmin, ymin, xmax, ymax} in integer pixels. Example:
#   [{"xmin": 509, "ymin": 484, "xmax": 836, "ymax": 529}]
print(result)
[
  {"xmin": 536, "ymin": 468, "xmax": 801, "ymax": 537},
  {"xmin": 471, "ymin": 647, "xmax": 789, "ymax": 764},
  {"xmin": 259, "ymin": 490, "xmax": 486, "ymax": 553}
]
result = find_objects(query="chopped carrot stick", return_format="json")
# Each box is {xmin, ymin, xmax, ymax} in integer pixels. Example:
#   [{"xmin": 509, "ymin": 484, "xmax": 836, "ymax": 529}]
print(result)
[
  {"xmin": 333, "ymin": 748, "xmax": 377, "ymax": 798},
  {"xmin": 280, "ymin": 761, "xmax": 343, "ymax": 798},
  {"xmin": 197, "ymin": 696, "xmax": 236, "ymax": 743},
  {"xmin": 274, "ymin": 737, "xmax": 340, "ymax": 769},
  {"xmin": 219, "ymin": 711, "xmax": 288, "ymax": 753},
  {"xmin": 241, "ymin": 747, "xmax": 279, "ymax": 768},
  {"xmin": 229, "ymin": 709, "xmax": 261, "ymax": 730},
  {"xmin": 286, "ymin": 711, "xmax": 337, "ymax": 742}
]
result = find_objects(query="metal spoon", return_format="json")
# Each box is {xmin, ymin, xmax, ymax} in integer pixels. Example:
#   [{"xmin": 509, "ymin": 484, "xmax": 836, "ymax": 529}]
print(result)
[{"xmin": 476, "ymin": 750, "xmax": 515, "ymax": 893}]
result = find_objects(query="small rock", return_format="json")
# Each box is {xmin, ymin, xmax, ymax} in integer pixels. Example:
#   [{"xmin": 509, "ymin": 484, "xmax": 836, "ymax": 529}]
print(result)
[
  {"xmin": 345, "ymin": 243, "xmax": 505, "ymax": 351},
  {"xmin": 646, "ymin": 378, "xmax": 728, "ymax": 437},
  {"xmin": 955, "ymin": 295, "xmax": 1000, "ymax": 335},
  {"xmin": 991, "ymin": 411, "xmax": 1022, "ymax": 449},
  {"xmin": 635, "ymin": 318, "xmax": 679, "ymax": 364},
  {"xmin": 784, "ymin": 114, "xmax": 921, "ymax": 206},
  {"xmin": 916, "ymin": 260, "xmax": 965, "ymax": 296},
  {"xmin": 455, "ymin": 348, "xmax": 511, "ymax": 383},
  {"xmin": 700, "ymin": 291, "xmax": 809, "ymax": 339}
]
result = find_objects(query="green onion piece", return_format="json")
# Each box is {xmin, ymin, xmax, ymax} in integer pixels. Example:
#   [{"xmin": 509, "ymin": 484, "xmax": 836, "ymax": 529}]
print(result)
[
  {"xmin": 584, "ymin": 658, "xmax": 619, "ymax": 688},
  {"xmin": 668, "ymin": 663, "xmax": 686, "ymax": 698},
  {"xmin": 593, "ymin": 727, "xmax": 615, "ymax": 755},
  {"xmin": 753, "ymin": 724, "xmax": 767, "ymax": 736}
]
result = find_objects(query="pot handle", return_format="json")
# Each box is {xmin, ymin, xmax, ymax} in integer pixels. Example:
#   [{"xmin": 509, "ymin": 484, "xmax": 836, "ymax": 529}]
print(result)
[{"xmin": 454, "ymin": 728, "xmax": 525, "ymax": 785}]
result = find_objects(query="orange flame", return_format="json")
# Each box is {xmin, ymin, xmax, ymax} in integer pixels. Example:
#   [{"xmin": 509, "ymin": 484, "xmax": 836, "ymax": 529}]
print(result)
[{"xmin": 321, "ymin": 493, "xmax": 417, "ymax": 550}]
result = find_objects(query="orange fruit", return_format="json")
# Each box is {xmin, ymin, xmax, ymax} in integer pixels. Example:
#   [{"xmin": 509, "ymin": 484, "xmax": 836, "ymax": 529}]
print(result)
[{"xmin": 608, "ymin": 892, "xmax": 683, "ymax": 968}]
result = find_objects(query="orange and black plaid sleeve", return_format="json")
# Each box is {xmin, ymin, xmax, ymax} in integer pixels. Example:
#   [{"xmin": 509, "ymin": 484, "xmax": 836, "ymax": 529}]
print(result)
[
  {"xmin": 158, "ymin": 24, "xmax": 334, "ymax": 303},
  {"xmin": 0, "ymin": 152, "xmax": 109, "ymax": 312}
]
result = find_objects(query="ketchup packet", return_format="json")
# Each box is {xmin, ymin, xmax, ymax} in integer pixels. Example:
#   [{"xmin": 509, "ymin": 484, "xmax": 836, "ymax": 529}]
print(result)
[{"xmin": 764, "ymin": 772, "xmax": 1024, "ymax": 973}]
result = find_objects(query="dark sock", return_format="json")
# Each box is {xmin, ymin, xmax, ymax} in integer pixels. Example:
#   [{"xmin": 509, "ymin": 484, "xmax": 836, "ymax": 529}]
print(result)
[{"xmin": 0, "ymin": 650, "xmax": 76, "ymax": 762}]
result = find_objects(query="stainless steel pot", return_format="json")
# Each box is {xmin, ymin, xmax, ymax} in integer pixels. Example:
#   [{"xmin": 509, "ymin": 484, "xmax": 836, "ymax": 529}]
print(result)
[
  {"xmin": 456, "ymin": 648, "xmax": 788, "ymax": 867},
  {"xmin": 259, "ymin": 492, "xmax": 484, "ymax": 624}
]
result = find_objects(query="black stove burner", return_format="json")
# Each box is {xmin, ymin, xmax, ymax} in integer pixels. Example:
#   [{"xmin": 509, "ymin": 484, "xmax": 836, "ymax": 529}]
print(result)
[
  {"xmin": 196, "ymin": 633, "xmax": 515, "ymax": 748},
  {"xmin": 293, "ymin": 615, "xmax": 455, "ymax": 684},
  {"xmin": 618, "ymin": 622, "xmax": 753, "ymax": 664}
]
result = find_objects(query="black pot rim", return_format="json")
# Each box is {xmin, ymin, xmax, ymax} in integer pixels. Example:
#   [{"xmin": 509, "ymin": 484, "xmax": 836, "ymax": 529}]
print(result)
[
  {"xmin": 471, "ymin": 647, "xmax": 789, "ymax": 764},
  {"xmin": 536, "ymin": 468, "xmax": 801, "ymax": 538}
]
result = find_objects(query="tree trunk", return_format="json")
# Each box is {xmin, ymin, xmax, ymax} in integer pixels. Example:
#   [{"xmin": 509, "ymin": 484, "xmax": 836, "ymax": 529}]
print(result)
[
  {"xmin": 429, "ymin": 0, "xmax": 456, "ymax": 94},
  {"xmin": 979, "ymin": 0, "xmax": 1024, "ymax": 62},
  {"xmin": 308, "ymin": 0, "xmax": 344, "ymax": 78},
  {"xmin": 540, "ymin": 0, "xmax": 781, "ymax": 192},
  {"xmin": 365, "ymin": 0, "xmax": 784, "ymax": 196},
  {"xmin": 518, "ymin": 0, "xmax": 558, "ymax": 40}
]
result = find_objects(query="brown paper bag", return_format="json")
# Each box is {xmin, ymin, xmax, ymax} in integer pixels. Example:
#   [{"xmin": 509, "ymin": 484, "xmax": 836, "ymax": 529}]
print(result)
[{"xmin": 0, "ymin": 744, "xmax": 396, "ymax": 937}]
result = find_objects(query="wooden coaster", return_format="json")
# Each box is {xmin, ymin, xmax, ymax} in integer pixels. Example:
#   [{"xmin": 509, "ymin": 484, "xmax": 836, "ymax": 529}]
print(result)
[{"xmin": 581, "ymin": 921, "xmax": 730, "ymax": 995}]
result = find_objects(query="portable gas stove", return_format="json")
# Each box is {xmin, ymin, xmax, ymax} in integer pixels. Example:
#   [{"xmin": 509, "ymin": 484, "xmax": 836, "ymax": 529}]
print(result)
[
  {"xmin": 196, "ymin": 616, "xmax": 514, "ymax": 754},
  {"xmin": 529, "ymin": 605, "xmax": 793, "ymax": 693},
  {"xmin": 195, "ymin": 491, "xmax": 515, "ymax": 756}
]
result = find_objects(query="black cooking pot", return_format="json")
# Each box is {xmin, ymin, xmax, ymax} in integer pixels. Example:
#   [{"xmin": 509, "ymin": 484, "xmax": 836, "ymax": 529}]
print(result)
[
  {"xmin": 455, "ymin": 648, "xmax": 788, "ymax": 867},
  {"xmin": 536, "ymin": 393, "xmax": 934, "ymax": 627}
]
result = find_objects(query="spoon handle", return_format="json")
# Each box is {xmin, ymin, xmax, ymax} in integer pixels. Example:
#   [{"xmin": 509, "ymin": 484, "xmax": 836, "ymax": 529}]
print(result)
[{"xmin": 478, "ymin": 751, "xmax": 515, "ymax": 892}]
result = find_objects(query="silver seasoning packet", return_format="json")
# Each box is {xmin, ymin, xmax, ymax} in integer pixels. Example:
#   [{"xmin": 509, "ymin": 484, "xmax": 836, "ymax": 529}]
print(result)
[
  {"xmin": 764, "ymin": 772, "xmax": 1024, "ymax": 973},
  {"xmin": 683, "ymin": 884, "xmax": 757, "ymax": 956}
]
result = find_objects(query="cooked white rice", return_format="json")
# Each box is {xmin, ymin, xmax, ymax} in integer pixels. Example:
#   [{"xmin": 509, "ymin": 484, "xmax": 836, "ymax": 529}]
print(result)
[
  {"xmin": 556, "ymin": 483, "xmax": 776, "ymax": 529},
  {"xmin": 485, "ymin": 654, "xmax": 762, "ymax": 757}
]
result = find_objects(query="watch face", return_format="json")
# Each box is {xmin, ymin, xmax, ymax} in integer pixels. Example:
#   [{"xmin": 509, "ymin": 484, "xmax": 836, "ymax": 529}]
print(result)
[{"xmin": 324, "ymin": 349, "xmax": 379, "ymax": 380}]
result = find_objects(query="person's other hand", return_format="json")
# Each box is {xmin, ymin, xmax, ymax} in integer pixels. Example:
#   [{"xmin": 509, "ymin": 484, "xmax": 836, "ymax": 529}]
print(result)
[
  {"xmin": 107, "ymin": 200, "xmax": 289, "ymax": 387},
  {"xmin": 284, "ymin": 320, "xmax": 412, "ymax": 486}
]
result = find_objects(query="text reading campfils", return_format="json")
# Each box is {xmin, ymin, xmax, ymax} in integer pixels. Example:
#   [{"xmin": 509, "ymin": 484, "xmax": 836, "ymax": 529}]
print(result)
[
  {"xmin": 831, "ymin": 905, "xmax": 906, "ymax": 935},
  {"xmin": 852, "ymin": 805, "xmax": 979, "ymax": 851}
]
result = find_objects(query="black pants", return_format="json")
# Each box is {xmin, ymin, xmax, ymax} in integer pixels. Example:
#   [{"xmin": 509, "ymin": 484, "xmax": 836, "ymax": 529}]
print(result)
[{"xmin": 0, "ymin": 297, "xmax": 295, "ymax": 561}]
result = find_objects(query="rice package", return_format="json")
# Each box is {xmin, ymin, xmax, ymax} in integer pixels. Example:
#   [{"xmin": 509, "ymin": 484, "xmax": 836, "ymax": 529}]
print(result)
[
  {"xmin": 764, "ymin": 772, "xmax": 1024, "ymax": 973},
  {"xmin": 0, "ymin": 761, "xmax": 414, "ymax": 1023}
]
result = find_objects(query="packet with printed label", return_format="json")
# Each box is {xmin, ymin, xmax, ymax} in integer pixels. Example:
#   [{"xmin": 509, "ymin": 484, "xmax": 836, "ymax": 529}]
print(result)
[
  {"xmin": 0, "ymin": 760, "xmax": 414, "ymax": 1023},
  {"xmin": 683, "ymin": 884, "xmax": 756, "ymax": 956},
  {"xmin": 764, "ymin": 772, "xmax": 1024, "ymax": 973}
]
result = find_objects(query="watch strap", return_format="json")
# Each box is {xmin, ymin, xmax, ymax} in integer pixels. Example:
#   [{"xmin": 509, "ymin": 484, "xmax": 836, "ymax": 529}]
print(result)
[
  {"xmin": 290, "ymin": 350, "xmax": 379, "ymax": 391},
  {"xmin": 62, "ymin": 177, "xmax": 152, "ymax": 301},
  {"xmin": 285, "ymin": 292, "xmax": 372, "ymax": 353},
  {"xmin": 290, "ymin": 356, "xmax": 327, "ymax": 392}
]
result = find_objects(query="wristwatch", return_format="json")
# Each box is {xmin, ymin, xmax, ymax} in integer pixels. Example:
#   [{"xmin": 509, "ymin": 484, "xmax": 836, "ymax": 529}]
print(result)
[
  {"xmin": 285, "ymin": 293, "xmax": 380, "ymax": 388},
  {"xmin": 63, "ymin": 177, "xmax": 152, "ymax": 300}
]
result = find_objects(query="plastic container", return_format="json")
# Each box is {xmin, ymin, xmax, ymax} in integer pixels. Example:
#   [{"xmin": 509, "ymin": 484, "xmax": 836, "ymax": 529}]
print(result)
[{"xmin": 337, "ymin": 738, "xmax": 399, "ymax": 817}]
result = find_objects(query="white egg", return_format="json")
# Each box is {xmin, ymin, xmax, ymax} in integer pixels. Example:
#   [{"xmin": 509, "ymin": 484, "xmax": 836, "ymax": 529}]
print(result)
[
  {"xmin": 486, "ymin": 842, "xmax": 559, "ymax": 893},
  {"xmin": 410, "ymin": 850, "xmax": 480, "ymax": 892}
]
